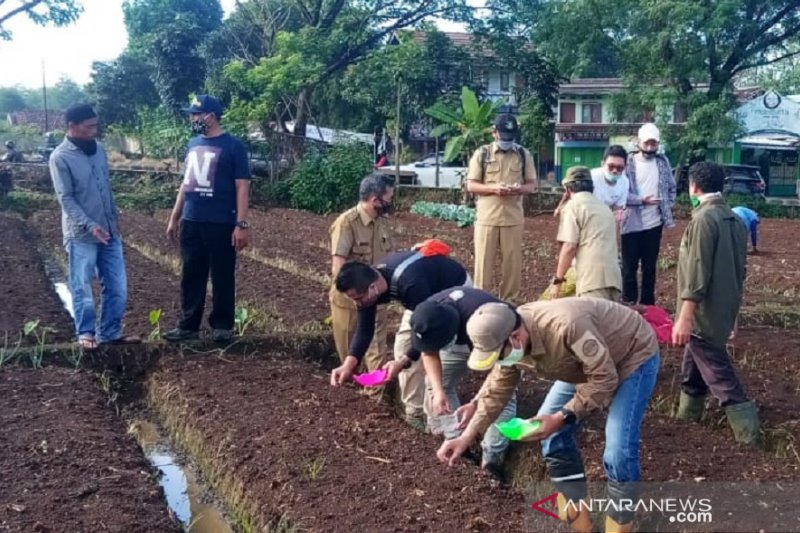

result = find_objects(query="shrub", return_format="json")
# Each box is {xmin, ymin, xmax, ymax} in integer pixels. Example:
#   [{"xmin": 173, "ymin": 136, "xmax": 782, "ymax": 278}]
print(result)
[
  {"xmin": 289, "ymin": 143, "xmax": 372, "ymax": 214},
  {"xmin": 410, "ymin": 201, "xmax": 476, "ymax": 227}
]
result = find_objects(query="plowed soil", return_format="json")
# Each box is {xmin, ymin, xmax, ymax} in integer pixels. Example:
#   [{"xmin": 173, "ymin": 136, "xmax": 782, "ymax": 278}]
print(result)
[
  {"xmin": 0, "ymin": 213, "xmax": 73, "ymax": 343},
  {"xmin": 0, "ymin": 367, "xmax": 179, "ymax": 532},
  {"xmin": 148, "ymin": 353, "xmax": 531, "ymax": 532}
]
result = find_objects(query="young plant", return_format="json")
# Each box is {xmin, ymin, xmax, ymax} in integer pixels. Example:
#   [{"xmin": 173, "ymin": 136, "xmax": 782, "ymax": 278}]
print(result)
[
  {"xmin": 0, "ymin": 331, "xmax": 22, "ymax": 368},
  {"xmin": 235, "ymin": 307, "xmax": 254, "ymax": 336},
  {"xmin": 23, "ymin": 320, "xmax": 56, "ymax": 368},
  {"xmin": 304, "ymin": 457, "xmax": 326, "ymax": 481},
  {"xmin": 148, "ymin": 309, "xmax": 163, "ymax": 341}
]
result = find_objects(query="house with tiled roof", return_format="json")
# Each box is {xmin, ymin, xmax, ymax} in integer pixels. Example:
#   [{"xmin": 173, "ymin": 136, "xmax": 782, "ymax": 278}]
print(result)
[{"xmin": 6, "ymin": 110, "xmax": 65, "ymax": 133}]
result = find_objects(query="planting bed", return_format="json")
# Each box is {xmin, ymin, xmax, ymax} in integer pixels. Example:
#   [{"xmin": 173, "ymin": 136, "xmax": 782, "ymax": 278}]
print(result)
[
  {"xmin": 0, "ymin": 367, "xmax": 179, "ymax": 532},
  {"xmin": 0, "ymin": 213, "xmax": 73, "ymax": 343},
  {"xmin": 146, "ymin": 352, "xmax": 531, "ymax": 532}
]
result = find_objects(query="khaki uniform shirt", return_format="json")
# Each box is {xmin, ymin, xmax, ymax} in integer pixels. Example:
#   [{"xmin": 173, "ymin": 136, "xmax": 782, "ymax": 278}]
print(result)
[
  {"xmin": 467, "ymin": 143, "xmax": 536, "ymax": 227},
  {"xmin": 557, "ymin": 191, "xmax": 622, "ymax": 295},
  {"xmin": 469, "ymin": 298, "xmax": 658, "ymax": 434},
  {"xmin": 329, "ymin": 204, "xmax": 393, "ymax": 307}
]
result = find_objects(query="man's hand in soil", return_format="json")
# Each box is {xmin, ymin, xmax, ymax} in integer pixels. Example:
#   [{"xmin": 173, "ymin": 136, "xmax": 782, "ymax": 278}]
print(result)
[
  {"xmin": 455, "ymin": 401, "xmax": 477, "ymax": 430},
  {"xmin": 232, "ymin": 227, "xmax": 249, "ymax": 252},
  {"xmin": 671, "ymin": 317, "xmax": 692, "ymax": 346},
  {"xmin": 383, "ymin": 358, "xmax": 407, "ymax": 382},
  {"xmin": 520, "ymin": 413, "xmax": 564, "ymax": 442},
  {"xmin": 437, "ymin": 433, "xmax": 474, "ymax": 467},
  {"xmin": 166, "ymin": 218, "xmax": 180, "ymax": 244},
  {"xmin": 91, "ymin": 226, "xmax": 110, "ymax": 245},
  {"xmin": 330, "ymin": 356, "xmax": 359, "ymax": 386}
]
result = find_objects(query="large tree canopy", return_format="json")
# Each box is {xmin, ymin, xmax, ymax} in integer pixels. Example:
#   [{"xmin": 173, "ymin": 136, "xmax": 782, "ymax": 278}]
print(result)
[
  {"xmin": 224, "ymin": 0, "xmax": 471, "ymax": 137},
  {"xmin": 0, "ymin": 0, "xmax": 81, "ymax": 40}
]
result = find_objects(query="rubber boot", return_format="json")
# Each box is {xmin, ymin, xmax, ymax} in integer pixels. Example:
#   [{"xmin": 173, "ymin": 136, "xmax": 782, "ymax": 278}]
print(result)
[
  {"xmin": 557, "ymin": 493, "xmax": 593, "ymax": 533},
  {"xmin": 675, "ymin": 392, "xmax": 705, "ymax": 422},
  {"xmin": 726, "ymin": 400, "xmax": 763, "ymax": 447},
  {"xmin": 605, "ymin": 515, "xmax": 634, "ymax": 533}
]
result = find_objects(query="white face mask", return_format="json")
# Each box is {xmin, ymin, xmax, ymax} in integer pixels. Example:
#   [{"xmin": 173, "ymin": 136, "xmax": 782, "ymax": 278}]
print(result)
[
  {"xmin": 496, "ymin": 340, "xmax": 524, "ymax": 367},
  {"xmin": 497, "ymin": 140, "xmax": 514, "ymax": 151}
]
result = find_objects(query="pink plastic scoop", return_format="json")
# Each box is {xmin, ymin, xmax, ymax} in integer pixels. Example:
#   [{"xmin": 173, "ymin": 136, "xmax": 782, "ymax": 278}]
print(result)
[{"xmin": 352, "ymin": 368, "xmax": 389, "ymax": 387}]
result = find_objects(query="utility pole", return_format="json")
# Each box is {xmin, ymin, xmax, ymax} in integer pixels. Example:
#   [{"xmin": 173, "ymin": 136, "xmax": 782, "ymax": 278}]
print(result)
[
  {"xmin": 42, "ymin": 60, "xmax": 49, "ymax": 133},
  {"xmin": 394, "ymin": 77, "xmax": 401, "ymax": 185}
]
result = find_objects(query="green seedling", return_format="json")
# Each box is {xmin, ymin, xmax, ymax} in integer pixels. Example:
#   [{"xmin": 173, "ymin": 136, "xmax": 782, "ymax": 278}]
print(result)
[
  {"xmin": 23, "ymin": 320, "xmax": 56, "ymax": 368},
  {"xmin": 304, "ymin": 457, "xmax": 326, "ymax": 481},
  {"xmin": 234, "ymin": 307, "xmax": 254, "ymax": 336},
  {"xmin": 148, "ymin": 309, "xmax": 163, "ymax": 341},
  {"xmin": 0, "ymin": 331, "xmax": 22, "ymax": 367}
]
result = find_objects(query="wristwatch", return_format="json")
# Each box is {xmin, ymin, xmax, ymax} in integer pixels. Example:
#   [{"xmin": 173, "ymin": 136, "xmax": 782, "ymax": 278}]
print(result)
[
  {"xmin": 559, "ymin": 408, "xmax": 577, "ymax": 425},
  {"xmin": 551, "ymin": 275, "xmax": 567, "ymax": 285},
  {"xmin": 235, "ymin": 220, "xmax": 250, "ymax": 229}
]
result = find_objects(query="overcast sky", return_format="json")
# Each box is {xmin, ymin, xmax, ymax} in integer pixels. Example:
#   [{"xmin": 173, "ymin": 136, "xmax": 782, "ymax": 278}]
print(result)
[{"xmin": 0, "ymin": 0, "xmax": 471, "ymax": 89}]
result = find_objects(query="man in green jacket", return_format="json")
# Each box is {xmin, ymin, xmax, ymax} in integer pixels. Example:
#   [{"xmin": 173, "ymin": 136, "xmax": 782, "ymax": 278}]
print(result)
[{"xmin": 672, "ymin": 161, "xmax": 761, "ymax": 446}]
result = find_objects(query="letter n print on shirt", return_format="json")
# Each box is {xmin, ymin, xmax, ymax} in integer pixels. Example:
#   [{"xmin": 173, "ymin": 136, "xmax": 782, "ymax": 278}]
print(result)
[{"xmin": 183, "ymin": 146, "xmax": 222, "ymax": 197}]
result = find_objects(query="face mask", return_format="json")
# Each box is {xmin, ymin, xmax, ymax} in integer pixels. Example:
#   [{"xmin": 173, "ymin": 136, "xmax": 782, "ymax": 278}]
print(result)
[
  {"xmin": 641, "ymin": 149, "xmax": 657, "ymax": 159},
  {"xmin": 68, "ymin": 137, "xmax": 97, "ymax": 156},
  {"xmin": 690, "ymin": 195, "xmax": 701, "ymax": 208},
  {"xmin": 190, "ymin": 115, "xmax": 209, "ymax": 135},
  {"xmin": 604, "ymin": 171, "xmax": 620, "ymax": 184},
  {"xmin": 497, "ymin": 341, "xmax": 525, "ymax": 367},
  {"xmin": 497, "ymin": 140, "xmax": 514, "ymax": 151},
  {"xmin": 376, "ymin": 198, "xmax": 394, "ymax": 217}
]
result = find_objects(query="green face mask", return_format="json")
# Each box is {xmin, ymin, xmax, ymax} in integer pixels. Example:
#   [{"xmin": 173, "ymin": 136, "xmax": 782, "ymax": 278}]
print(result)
[{"xmin": 690, "ymin": 195, "xmax": 701, "ymax": 208}]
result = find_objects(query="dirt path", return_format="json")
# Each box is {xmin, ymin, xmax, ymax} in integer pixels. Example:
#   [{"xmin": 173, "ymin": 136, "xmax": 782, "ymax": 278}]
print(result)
[{"xmin": 0, "ymin": 367, "xmax": 180, "ymax": 532}]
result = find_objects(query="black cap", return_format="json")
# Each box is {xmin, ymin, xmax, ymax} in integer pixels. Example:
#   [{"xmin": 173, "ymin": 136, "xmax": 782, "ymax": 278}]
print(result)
[
  {"xmin": 493, "ymin": 113, "xmax": 518, "ymax": 141},
  {"xmin": 182, "ymin": 94, "xmax": 224, "ymax": 117},
  {"xmin": 410, "ymin": 301, "xmax": 460, "ymax": 353}
]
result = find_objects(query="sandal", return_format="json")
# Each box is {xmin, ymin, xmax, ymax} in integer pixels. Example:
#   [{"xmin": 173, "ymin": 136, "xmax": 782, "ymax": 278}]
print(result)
[{"xmin": 77, "ymin": 336, "xmax": 98, "ymax": 350}]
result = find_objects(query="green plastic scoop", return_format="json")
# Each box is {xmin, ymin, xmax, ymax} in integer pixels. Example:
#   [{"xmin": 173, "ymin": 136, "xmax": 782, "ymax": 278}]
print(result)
[{"xmin": 495, "ymin": 418, "xmax": 542, "ymax": 440}]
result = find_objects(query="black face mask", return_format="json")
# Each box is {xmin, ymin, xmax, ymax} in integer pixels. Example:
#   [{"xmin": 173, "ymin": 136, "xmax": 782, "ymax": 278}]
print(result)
[
  {"xmin": 376, "ymin": 198, "xmax": 394, "ymax": 217},
  {"xmin": 641, "ymin": 149, "xmax": 657, "ymax": 159},
  {"xmin": 190, "ymin": 116, "xmax": 209, "ymax": 135},
  {"xmin": 68, "ymin": 137, "xmax": 97, "ymax": 156}
]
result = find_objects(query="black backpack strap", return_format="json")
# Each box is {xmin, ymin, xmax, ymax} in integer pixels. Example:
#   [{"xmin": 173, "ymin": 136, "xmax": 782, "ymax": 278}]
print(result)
[{"xmin": 390, "ymin": 252, "xmax": 423, "ymax": 298}]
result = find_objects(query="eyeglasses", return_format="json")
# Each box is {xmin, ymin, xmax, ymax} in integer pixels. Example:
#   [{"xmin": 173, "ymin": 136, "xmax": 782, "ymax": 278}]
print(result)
[{"xmin": 606, "ymin": 164, "xmax": 625, "ymax": 172}]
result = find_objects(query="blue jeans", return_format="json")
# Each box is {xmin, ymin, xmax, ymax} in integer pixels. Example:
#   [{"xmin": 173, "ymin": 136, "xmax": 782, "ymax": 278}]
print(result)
[
  {"xmin": 537, "ymin": 354, "xmax": 660, "ymax": 522},
  {"xmin": 66, "ymin": 236, "xmax": 128, "ymax": 343}
]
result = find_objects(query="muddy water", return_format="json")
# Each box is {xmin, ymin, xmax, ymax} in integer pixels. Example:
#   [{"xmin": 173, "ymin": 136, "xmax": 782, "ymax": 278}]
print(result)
[
  {"xmin": 34, "ymin": 240, "xmax": 74, "ymax": 318},
  {"xmin": 131, "ymin": 420, "xmax": 232, "ymax": 533}
]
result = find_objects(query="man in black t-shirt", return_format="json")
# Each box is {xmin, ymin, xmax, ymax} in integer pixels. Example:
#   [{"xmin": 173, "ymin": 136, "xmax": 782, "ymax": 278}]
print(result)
[
  {"xmin": 410, "ymin": 286, "xmax": 518, "ymax": 470},
  {"xmin": 164, "ymin": 95, "xmax": 251, "ymax": 344},
  {"xmin": 330, "ymin": 249, "xmax": 469, "ymax": 432}
]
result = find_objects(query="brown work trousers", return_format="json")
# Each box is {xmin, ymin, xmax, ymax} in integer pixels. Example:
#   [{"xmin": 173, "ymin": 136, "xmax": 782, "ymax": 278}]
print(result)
[
  {"xmin": 473, "ymin": 223, "xmax": 523, "ymax": 302},
  {"xmin": 329, "ymin": 287, "xmax": 387, "ymax": 371}
]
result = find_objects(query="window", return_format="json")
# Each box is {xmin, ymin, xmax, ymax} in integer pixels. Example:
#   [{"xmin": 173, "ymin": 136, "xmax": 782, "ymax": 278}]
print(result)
[
  {"xmin": 500, "ymin": 71, "xmax": 510, "ymax": 92},
  {"xmin": 582, "ymin": 102, "xmax": 602, "ymax": 124},
  {"xmin": 560, "ymin": 102, "xmax": 576, "ymax": 123}
]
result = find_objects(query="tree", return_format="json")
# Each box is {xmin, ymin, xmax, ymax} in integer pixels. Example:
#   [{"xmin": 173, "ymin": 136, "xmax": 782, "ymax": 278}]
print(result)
[
  {"xmin": 224, "ymin": 0, "xmax": 470, "ymax": 138},
  {"xmin": 85, "ymin": 51, "xmax": 161, "ymax": 127},
  {"xmin": 0, "ymin": 87, "xmax": 27, "ymax": 114},
  {"xmin": 122, "ymin": 0, "xmax": 223, "ymax": 110},
  {"xmin": 425, "ymin": 86, "xmax": 503, "ymax": 164},
  {"xmin": 0, "ymin": 0, "xmax": 81, "ymax": 40},
  {"xmin": 491, "ymin": 0, "xmax": 800, "ymax": 160},
  {"xmin": 48, "ymin": 77, "xmax": 87, "ymax": 109}
]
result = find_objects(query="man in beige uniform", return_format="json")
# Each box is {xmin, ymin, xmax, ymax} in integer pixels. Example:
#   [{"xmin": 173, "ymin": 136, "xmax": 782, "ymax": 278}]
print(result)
[
  {"xmin": 329, "ymin": 173, "xmax": 394, "ymax": 371},
  {"xmin": 438, "ymin": 298, "xmax": 660, "ymax": 533},
  {"xmin": 550, "ymin": 166, "xmax": 622, "ymax": 301},
  {"xmin": 467, "ymin": 114, "xmax": 537, "ymax": 302}
]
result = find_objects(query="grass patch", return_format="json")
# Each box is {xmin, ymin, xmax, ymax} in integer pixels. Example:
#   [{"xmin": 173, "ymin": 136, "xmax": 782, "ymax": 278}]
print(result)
[
  {"xmin": 241, "ymin": 248, "xmax": 330, "ymax": 286},
  {"xmin": 0, "ymin": 189, "xmax": 57, "ymax": 217},
  {"xmin": 127, "ymin": 240, "xmax": 181, "ymax": 276},
  {"xmin": 739, "ymin": 304, "xmax": 800, "ymax": 329}
]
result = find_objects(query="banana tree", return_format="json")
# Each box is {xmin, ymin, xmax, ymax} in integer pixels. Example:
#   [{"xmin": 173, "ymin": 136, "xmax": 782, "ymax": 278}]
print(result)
[{"xmin": 425, "ymin": 86, "xmax": 504, "ymax": 165}]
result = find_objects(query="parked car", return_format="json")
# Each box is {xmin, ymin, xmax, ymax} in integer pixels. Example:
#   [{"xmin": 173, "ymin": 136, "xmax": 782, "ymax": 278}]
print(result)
[
  {"xmin": 676, "ymin": 164, "xmax": 766, "ymax": 199},
  {"xmin": 379, "ymin": 152, "xmax": 466, "ymax": 188}
]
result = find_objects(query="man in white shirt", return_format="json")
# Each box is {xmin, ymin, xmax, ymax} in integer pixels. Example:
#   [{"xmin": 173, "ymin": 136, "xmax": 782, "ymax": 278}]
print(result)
[
  {"xmin": 590, "ymin": 145, "xmax": 629, "ymax": 224},
  {"xmin": 620, "ymin": 123, "xmax": 676, "ymax": 305}
]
